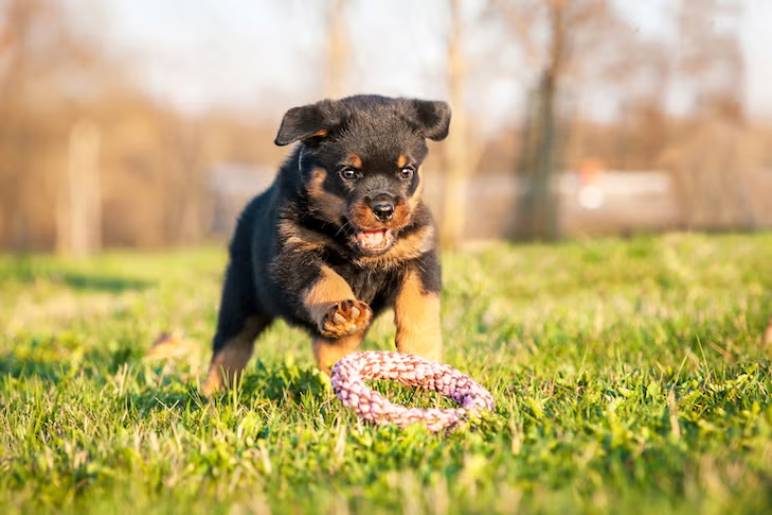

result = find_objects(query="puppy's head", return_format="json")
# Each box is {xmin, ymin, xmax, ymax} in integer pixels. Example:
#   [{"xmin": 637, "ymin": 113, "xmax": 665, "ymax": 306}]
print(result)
[{"xmin": 275, "ymin": 95, "xmax": 450, "ymax": 255}]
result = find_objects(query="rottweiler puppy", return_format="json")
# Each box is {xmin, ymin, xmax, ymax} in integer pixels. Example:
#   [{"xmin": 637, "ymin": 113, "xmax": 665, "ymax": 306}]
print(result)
[{"xmin": 203, "ymin": 95, "xmax": 451, "ymax": 394}]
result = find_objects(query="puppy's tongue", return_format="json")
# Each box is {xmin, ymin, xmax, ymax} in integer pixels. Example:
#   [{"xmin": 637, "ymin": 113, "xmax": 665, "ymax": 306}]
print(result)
[{"xmin": 356, "ymin": 229, "xmax": 388, "ymax": 250}]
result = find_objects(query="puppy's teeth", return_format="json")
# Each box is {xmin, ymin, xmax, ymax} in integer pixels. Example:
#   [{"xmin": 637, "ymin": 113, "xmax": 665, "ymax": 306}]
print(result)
[
  {"xmin": 351, "ymin": 306, "xmax": 360, "ymax": 318},
  {"xmin": 356, "ymin": 229, "xmax": 390, "ymax": 250}
]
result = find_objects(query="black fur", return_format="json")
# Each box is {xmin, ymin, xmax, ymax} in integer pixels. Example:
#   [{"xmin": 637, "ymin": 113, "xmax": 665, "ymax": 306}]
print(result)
[{"xmin": 211, "ymin": 95, "xmax": 449, "ymax": 358}]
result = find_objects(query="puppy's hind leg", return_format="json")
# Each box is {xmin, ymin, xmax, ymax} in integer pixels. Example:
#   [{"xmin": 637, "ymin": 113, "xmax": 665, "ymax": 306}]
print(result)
[{"xmin": 203, "ymin": 260, "xmax": 272, "ymax": 396}]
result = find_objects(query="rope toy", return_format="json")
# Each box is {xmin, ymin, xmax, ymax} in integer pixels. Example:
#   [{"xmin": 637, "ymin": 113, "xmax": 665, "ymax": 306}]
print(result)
[{"xmin": 331, "ymin": 351, "xmax": 494, "ymax": 432}]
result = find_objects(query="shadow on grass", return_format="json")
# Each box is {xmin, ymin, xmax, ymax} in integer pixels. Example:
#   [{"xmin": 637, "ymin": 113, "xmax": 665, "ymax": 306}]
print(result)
[
  {"xmin": 58, "ymin": 272, "xmax": 153, "ymax": 293},
  {"xmin": 0, "ymin": 258, "xmax": 154, "ymax": 292},
  {"xmin": 0, "ymin": 345, "xmax": 147, "ymax": 385},
  {"xmin": 238, "ymin": 360, "xmax": 329, "ymax": 402},
  {"xmin": 0, "ymin": 353, "xmax": 330, "ymax": 413},
  {"xmin": 0, "ymin": 354, "xmax": 70, "ymax": 383},
  {"xmin": 122, "ymin": 387, "xmax": 205, "ymax": 415}
]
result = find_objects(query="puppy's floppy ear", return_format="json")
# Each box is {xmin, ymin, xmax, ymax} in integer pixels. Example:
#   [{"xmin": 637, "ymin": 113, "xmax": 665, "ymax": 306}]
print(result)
[
  {"xmin": 274, "ymin": 99, "xmax": 341, "ymax": 146},
  {"xmin": 404, "ymin": 99, "xmax": 452, "ymax": 141}
]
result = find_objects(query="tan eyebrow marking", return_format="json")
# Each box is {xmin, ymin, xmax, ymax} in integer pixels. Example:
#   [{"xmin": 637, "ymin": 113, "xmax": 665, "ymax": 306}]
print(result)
[
  {"xmin": 347, "ymin": 154, "xmax": 363, "ymax": 169},
  {"xmin": 397, "ymin": 154, "xmax": 409, "ymax": 168}
]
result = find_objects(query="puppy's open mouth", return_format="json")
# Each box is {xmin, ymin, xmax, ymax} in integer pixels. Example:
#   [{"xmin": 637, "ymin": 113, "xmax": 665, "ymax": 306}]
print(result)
[{"xmin": 355, "ymin": 228, "xmax": 394, "ymax": 254}]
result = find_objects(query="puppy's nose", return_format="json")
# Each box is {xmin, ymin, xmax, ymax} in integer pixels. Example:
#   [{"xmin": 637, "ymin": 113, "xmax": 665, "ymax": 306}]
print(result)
[
  {"xmin": 367, "ymin": 194, "xmax": 395, "ymax": 222},
  {"xmin": 372, "ymin": 201, "xmax": 394, "ymax": 221}
]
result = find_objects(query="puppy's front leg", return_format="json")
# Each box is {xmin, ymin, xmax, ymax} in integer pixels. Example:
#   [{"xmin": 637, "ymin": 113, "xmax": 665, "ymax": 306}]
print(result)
[
  {"xmin": 303, "ymin": 265, "xmax": 372, "ymax": 371},
  {"xmin": 312, "ymin": 334, "xmax": 364, "ymax": 374},
  {"xmin": 394, "ymin": 265, "xmax": 443, "ymax": 362}
]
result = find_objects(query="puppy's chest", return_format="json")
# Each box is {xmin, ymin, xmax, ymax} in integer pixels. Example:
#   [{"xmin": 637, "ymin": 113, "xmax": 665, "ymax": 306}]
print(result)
[{"xmin": 338, "ymin": 266, "xmax": 402, "ymax": 306}]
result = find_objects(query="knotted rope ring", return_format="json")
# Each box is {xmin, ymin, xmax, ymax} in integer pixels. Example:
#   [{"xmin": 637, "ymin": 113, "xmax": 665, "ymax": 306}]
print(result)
[{"xmin": 331, "ymin": 351, "xmax": 495, "ymax": 432}]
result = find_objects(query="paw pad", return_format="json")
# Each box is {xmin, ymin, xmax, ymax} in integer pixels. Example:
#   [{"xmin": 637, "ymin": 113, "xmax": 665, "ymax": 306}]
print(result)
[{"xmin": 320, "ymin": 299, "xmax": 372, "ymax": 338}]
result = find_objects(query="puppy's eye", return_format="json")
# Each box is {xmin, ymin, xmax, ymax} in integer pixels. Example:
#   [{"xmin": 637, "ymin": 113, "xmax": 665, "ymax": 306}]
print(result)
[
  {"xmin": 399, "ymin": 167, "xmax": 415, "ymax": 180},
  {"xmin": 339, "ymin": 168, "xmax": 359, "ymax": 181}
]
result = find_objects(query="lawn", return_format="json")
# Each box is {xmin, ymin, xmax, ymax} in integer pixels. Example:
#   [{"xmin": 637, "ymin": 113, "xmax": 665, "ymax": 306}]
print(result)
[{"xmin": 0, "ymin": 233, "xmax": 770, "ymax": 514}]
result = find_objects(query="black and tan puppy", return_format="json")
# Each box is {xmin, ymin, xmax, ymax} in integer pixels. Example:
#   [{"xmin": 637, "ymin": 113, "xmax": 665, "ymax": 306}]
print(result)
[{"xmin": 203, "ymin": 95, "xmax": 450, "ymax": 394}]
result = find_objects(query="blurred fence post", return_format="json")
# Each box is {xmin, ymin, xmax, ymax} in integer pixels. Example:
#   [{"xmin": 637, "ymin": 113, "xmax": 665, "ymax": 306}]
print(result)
[{"xmin": 57, "ymin": 120, "xmax": 101, "ymax": 256}]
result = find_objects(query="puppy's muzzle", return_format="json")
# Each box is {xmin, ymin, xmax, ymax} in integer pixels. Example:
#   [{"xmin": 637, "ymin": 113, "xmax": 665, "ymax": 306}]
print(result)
[{"xmin": 367, "ymin": 193, "xmax": 395, "ymax": 222}]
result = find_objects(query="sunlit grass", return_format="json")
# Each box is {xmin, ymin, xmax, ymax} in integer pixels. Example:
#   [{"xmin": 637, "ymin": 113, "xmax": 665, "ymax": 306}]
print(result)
[{"xmin": 1, "ymin": 233, "xmax": 770, "ymax": 513}]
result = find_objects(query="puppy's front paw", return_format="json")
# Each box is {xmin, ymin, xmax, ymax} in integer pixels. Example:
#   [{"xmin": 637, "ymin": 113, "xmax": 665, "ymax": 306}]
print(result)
[{"xmin": 319, "ymin": 299, "xmax": 372, "ymax": 338}]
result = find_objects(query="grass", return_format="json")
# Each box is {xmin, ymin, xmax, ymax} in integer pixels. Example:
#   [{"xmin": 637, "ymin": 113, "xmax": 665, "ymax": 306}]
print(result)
[{"xmin": 0, "ymin": 232, "xmax": 770, "ymax": 514}]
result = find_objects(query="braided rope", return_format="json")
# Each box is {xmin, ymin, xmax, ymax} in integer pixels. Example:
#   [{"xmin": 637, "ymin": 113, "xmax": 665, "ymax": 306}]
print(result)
[{"xmin": 331, "ymin": 351, "xmax": 494, "ymax": 432}]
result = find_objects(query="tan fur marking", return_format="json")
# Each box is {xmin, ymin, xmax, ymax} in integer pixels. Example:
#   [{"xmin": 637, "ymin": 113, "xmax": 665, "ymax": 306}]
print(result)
[
  {"xmin": 394, "ymin": 269, "xmax": 442, "ymax": 361},
  {"xmin": 347, "ymin": 154, "xmax": 363, "ymax": 169},
  {"xmin": 407, "ymin": 171, "xmax": 423, "ymax": 210},
  {"xmin": 354, "ymin": 224, "xmax": 435, "ymax": 269},
  {"xmin": 312, "ymin": 334, "xmax": 364, "ymax": 374},
  {"xmin": 348, "ymin": 195, "xmax": 418, "ymax": 232},
  {"xmin": 277, "ymin": 219, "xmax": 337, "ymax": 253},
  {"xmin": 348, "ymin": 168, "xmax": 423, "ymax": 232},
  {"xmin": 349, "ymin": 200, "xmax": 381, "ymax": 230},
  {"xmin": 302, "ymin": 265, "xmax": 356, "ymax": 326},
  {"xmin": 307, "ymin": 168, "xmax": 345, "ymax": 223},
  {"xmin": 391, "ymin": 167, "xmax": 423, "ymax": 227},
  {"xmin": 312, "ymin": 129, "xmax": 328, "ymax": 137},
  {"xmin": 202, "ymin": 316, "xmax": 264, "ymax": 395},
  {"xmin": 392, "ymin": 200, "xmax": 413, "ymax": 228},
  {"xmin": 397, "ymin": 154, "xmax": 408, "ymax": 168}
]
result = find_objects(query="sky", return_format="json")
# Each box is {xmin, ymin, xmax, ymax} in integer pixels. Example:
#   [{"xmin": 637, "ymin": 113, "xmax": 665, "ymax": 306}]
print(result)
[
  {"xmin": 67, "ymin": 0, "xmax": 772, "ymax": 126},
  {"xmin": 741, "ymin": 0, "xmax": 772, "ymax": 119}
]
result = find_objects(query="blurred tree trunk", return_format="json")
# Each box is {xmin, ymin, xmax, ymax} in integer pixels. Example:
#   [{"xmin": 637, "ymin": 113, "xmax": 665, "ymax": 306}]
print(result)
[
  {"xmin": 57, "ymin": 120, "xmax": 102, "ymax": 256},
  {"xmin": 164, "ymin": 119, "xmax": 211, "ymax": 245},
  {"xmin": 1, "ymin": 0, "xmax": 31, "ymax": 250},
  {"xmin": 515, "ymin": 0, "xmax": 566, "ymax": 241},
  {"xmin": 325, "ymin": 0, "xmax": 349, "ymax": 98},
  {"xmin": 662, "ymin": 0, "xmax": 753, "ymax": 230},
  {"xmin": 493, "ymin": 0, "xmax": 634, "ymax": 240},
  {"xmin": 440, "ymin": 0, "xmax": 469, "ymax": 249},
  {"xmin": 1, "ymin": 0, "xmax": 106, "ymax": 251}
]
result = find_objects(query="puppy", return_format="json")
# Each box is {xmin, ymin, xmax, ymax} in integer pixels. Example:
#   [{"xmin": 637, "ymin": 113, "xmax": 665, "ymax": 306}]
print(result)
[{"xmin": 203, "ymin": 95, "xmax": 451, "ymax": 394}]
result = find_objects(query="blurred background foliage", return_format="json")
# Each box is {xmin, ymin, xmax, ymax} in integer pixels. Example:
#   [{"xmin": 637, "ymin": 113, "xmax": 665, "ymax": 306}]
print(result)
[{"xmin": 1, "ymin": 0, "xmax": 771, "ymax": 253}]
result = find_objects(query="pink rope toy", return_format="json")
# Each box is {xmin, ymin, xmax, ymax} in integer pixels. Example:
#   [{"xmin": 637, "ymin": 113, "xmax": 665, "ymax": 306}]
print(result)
[{"xmin": 331, "ymin": 351, "xmax": 495, "ymax": 432}]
